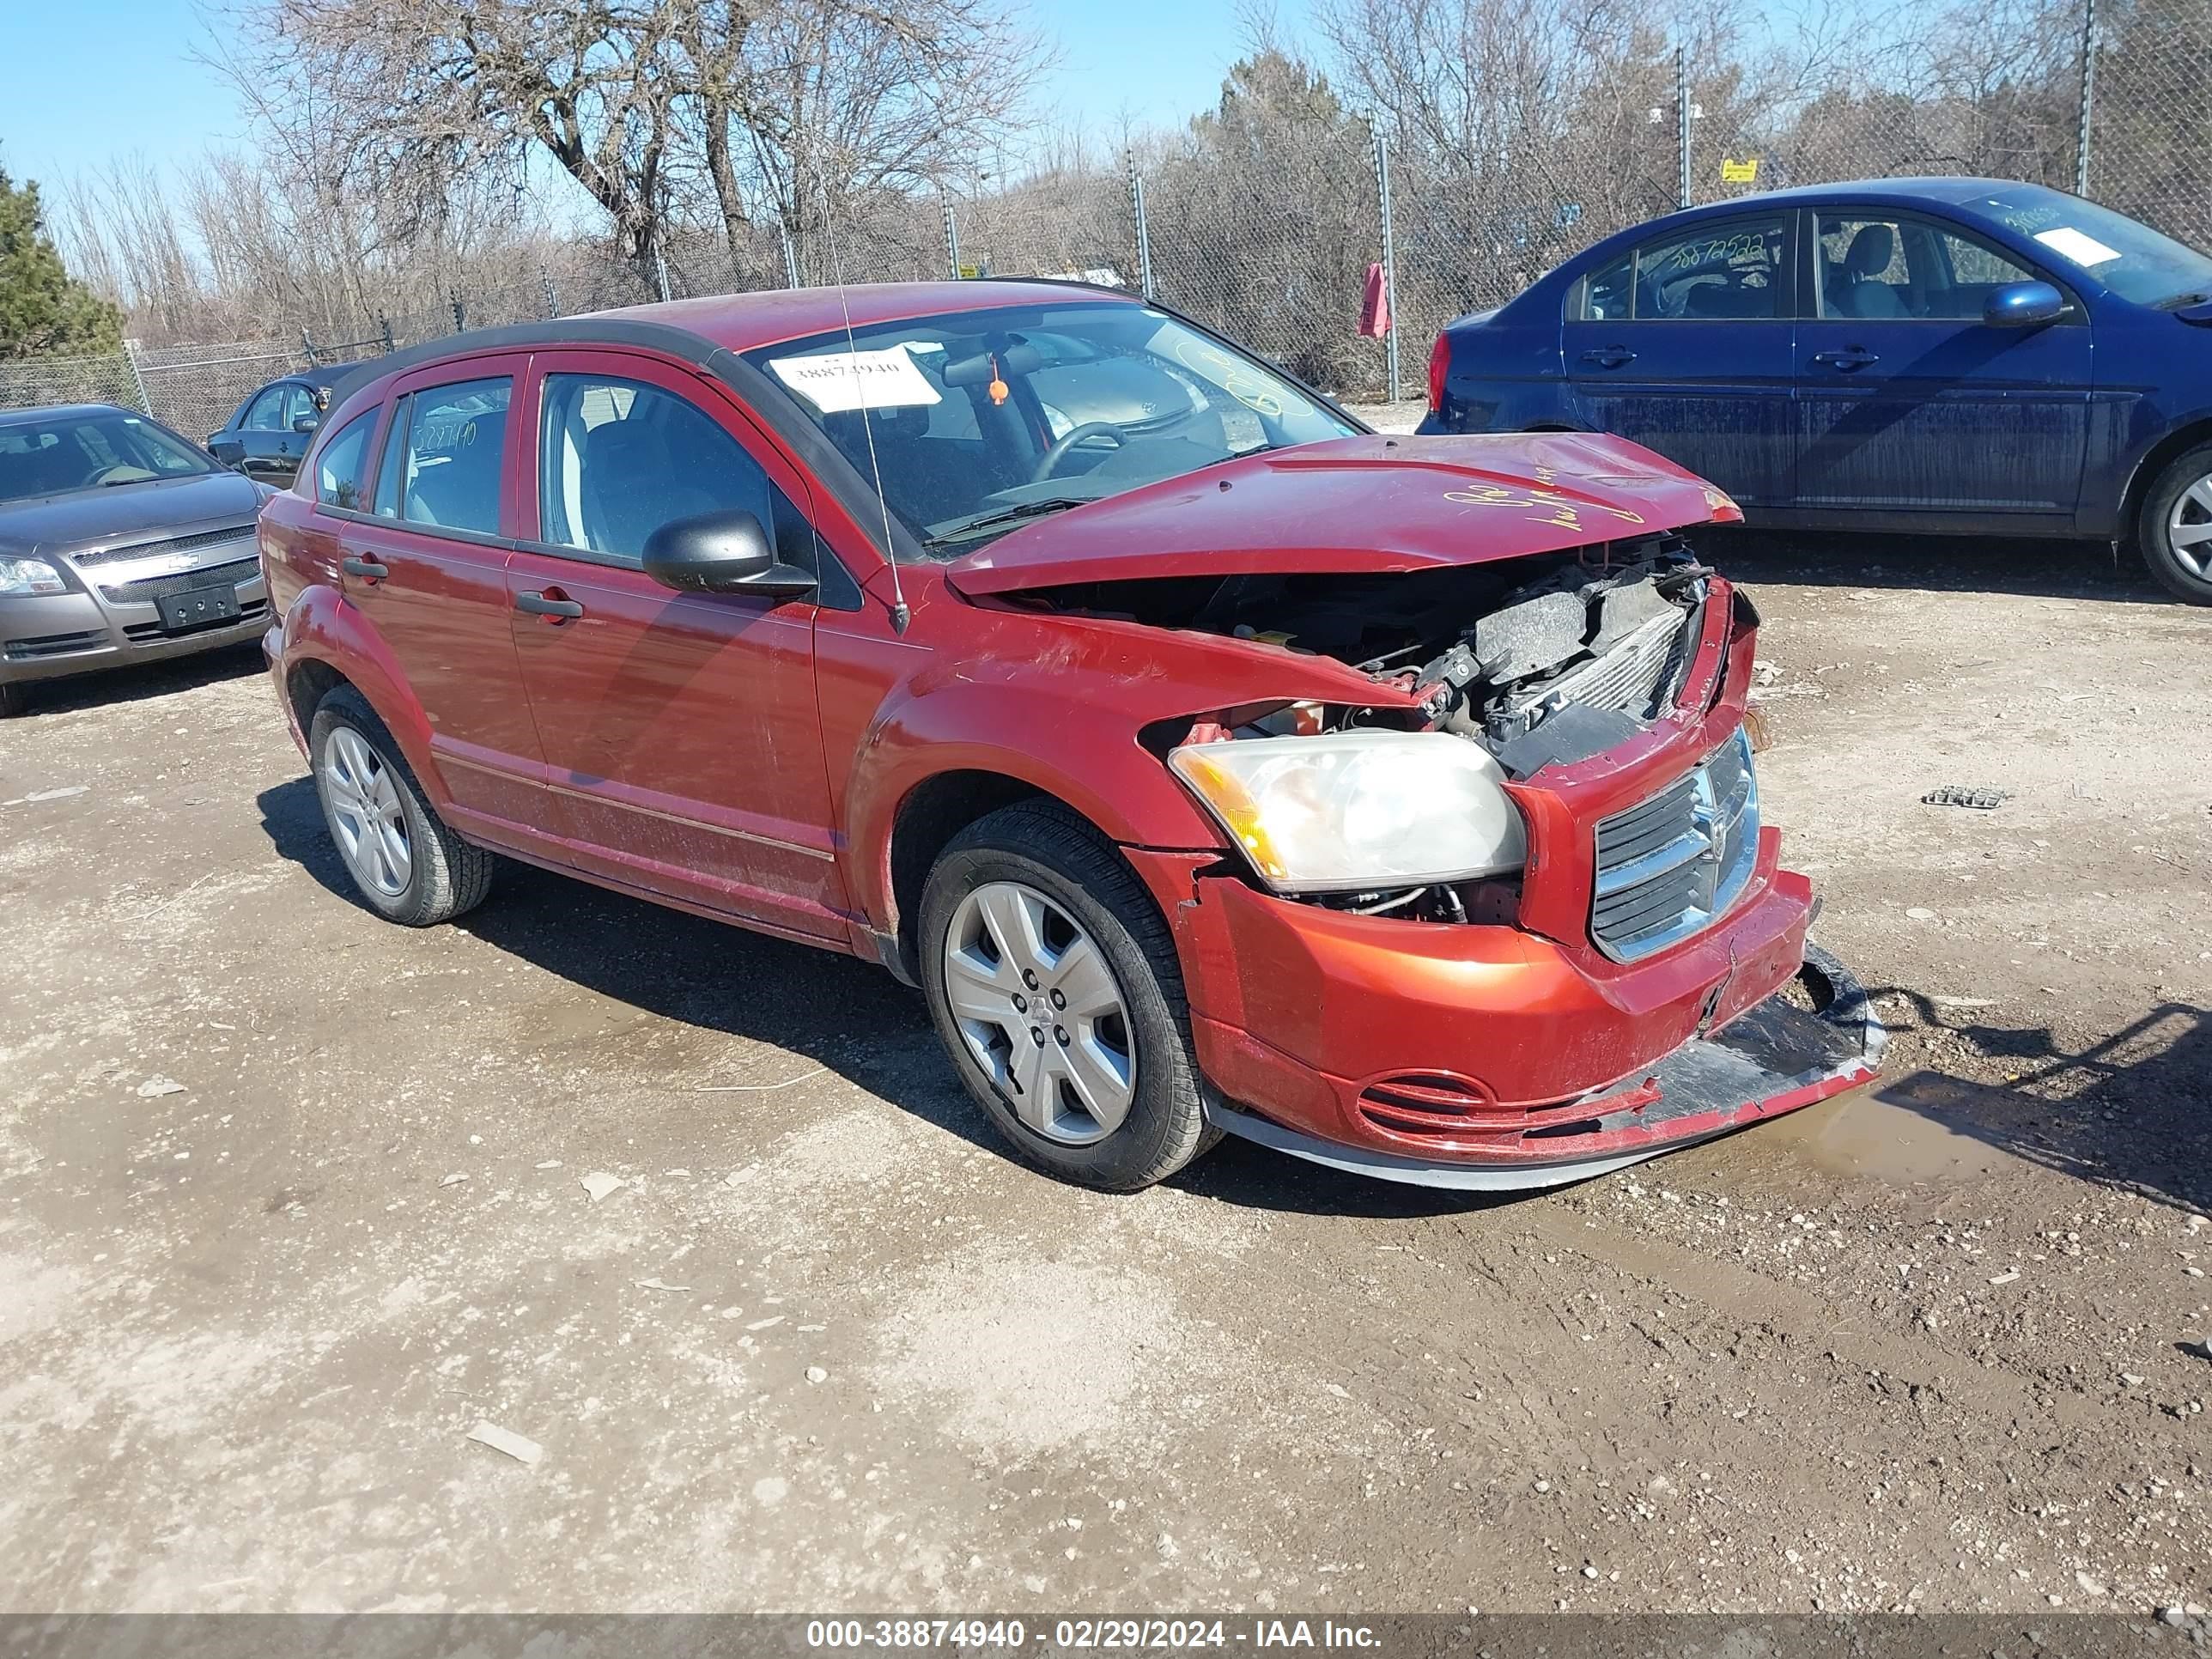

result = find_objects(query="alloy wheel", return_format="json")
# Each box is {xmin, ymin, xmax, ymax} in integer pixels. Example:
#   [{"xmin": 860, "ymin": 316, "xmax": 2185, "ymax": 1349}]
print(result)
[
  {"xmin": 941, "ymin": 879, "xmax": 1137, "ymax": 1146},
  {"xmin": 321, "ymin": 726, "xmax": 412, "ymax": 897}
]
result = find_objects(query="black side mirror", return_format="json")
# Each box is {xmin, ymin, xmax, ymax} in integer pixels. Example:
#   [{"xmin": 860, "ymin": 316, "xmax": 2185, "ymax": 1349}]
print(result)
[
  {"xmin": 641, "ymin": 509, "xmax": 814, "ymax": 599},
  {"xmin": 1984, "ymin": 281, "xmax": 2065, "ymax": 327},
  {"xmin": 292, "ymin": 414, "xmax": 320, "ymax": 434}
]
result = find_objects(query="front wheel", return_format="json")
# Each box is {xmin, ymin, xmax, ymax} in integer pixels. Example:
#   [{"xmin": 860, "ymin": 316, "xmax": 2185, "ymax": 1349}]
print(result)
[
  {"xmin": 0, "ymin": 682, "xmax": 26, "ymax": 719},
  {"xmin": 2136, "ymin": 444, "xmax": 2212, "ymax": 604},
  {"xmin": 918, "ymin": 800, "xmax": 1220, "ymax": 1191}
]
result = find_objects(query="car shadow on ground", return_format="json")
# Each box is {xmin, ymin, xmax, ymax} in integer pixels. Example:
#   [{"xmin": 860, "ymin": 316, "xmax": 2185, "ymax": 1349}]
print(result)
[
  {"xmin": 1703, "ymin": 528, "xmax": 2180, "ymax": 606},
  {"xmin": 1851, "ymin": 987, "xmax": 2211, "ymax": 1219},
  {"xmin": 252, "ymin": 775, "xmax": 2211, "ymax": 1221},
  {"xmin": 255, "ymin": 773, "xmax": 1006, "ymax": 1158},
  {"xmin": 5, "ymin": 638, "xmax": 265, "ymax": 719}
]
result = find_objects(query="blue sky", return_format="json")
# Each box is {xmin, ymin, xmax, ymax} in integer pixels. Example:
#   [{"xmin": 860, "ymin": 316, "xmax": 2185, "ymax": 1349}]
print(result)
[{"xmin": 0, "ymin": 0, "xmax": 1293, "ymax": 198}]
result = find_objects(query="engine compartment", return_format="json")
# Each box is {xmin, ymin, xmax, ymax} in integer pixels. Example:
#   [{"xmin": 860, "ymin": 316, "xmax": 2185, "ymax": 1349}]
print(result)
[
  {"xmin": 1009, "ymin": 534, "xmax": 1710, "ymax": 770},
  {"xmin": 1002, "ymin": 535, "xmax": 1717, "ymax": 925}
]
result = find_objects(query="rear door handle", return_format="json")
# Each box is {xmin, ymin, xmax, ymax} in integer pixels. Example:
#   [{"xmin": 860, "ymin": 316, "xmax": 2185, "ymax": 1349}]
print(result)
[
  {"xmin": 340, "ymin": 556, "xmax": 389, "ymax": 581},
  {"xmin": 1812, "ymin": 348, "xmax": 1880, "ymax": 370},
  {"xmin": 515, "ymin": 591, "xmax": 585, "ymax": 620},
  {"xmin": 1579, "ymin": 346, "xmax": 1637, "ymax": 368}
]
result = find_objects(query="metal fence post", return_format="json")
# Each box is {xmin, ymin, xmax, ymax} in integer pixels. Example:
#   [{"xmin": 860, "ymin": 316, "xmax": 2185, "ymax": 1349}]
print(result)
[
  {"xmin": 120, "ymin": 337, "xmax": 153, "ymax": 415},
  {"xmin": 2075, "ymin": 0, "xmax": 2099, "ymax": 195},
  {"xmin": 1675, "ymin": 46, "xmax": 1692, "ymax": 210},
  {"xmin": 780, "ymin": 220, "xmax": 801, "ymax": 289},
  {"xmin": 379, "ymin": 315, "xmax": 395, "ymax": 354},
  {"xmin": 653, "ymin": 246, "xmax": 673, "ymax": 303},
  {"xmin": 450, "ymin": 290, "xmax": 466, "ymax": 333},
  {"xmin": 1371, "ymin": 127, "xmax": 1401, "ymax": 404},
  {"xmin": 1127, "ymin": 150, "xmax": 1154, "ymax": 300},
  {"xmin": 540, "ymin": 270, "xmax": 560, "ymax": 319},
  {"xmin": 942, "ymin": 198, "xmax": 963, "ymax": 279}
]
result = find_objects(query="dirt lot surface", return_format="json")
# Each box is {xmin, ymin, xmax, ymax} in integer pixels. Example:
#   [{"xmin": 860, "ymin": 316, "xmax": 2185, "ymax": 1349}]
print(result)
[{"xmin": 3, "ymin": 529, "xmax": 2209, "ymax": 1620}]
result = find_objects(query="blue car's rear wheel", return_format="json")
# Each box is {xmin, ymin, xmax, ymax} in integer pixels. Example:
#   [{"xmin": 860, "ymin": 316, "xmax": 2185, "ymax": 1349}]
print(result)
[{"xmin": 2140, "ymin": 444, "xmax": 2212, "ymax": 605}]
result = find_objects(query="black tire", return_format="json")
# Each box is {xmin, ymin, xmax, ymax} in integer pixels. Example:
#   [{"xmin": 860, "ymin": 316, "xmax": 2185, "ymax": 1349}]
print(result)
[
  {"xmin": 2136, "ymin": 442, "xmax": 2212, "ymax": 605},
  {"xmin": 918, "ymin": 799, "xmax": 1222, "ymax": 1192},
  {"xmin": 307, "ymin": 684, "xmax": 493, "ymax": 927},
  {"xmin": 0, "ymin": 682, "xmax": 26, "ymax": 719}
]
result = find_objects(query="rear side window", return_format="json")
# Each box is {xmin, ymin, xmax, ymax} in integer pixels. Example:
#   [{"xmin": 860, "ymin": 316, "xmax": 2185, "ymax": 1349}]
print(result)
[
  {"xmin": 538, "ymin": 373, "xmax": 812, "ymax": 570},
  {"xmin": 389, "ymin": 378, "xmax": 511, "ymax": 536},
  {"xmin": 1632, "ymin": 216, "xmax": 1786, "ymax": 319},
  {"xmin": 313, "ymin": 410, "xmax": 377, "ymax": 510},
  {"xmin": 1578, "ymin": 253, "xmax": 1633, "ymax": 321}
]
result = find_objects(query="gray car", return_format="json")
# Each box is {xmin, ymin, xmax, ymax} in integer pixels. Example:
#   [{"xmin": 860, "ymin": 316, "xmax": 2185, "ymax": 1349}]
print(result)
[{"xmin": 0, "ymin": 404, "xmax": 271, "ymax": 716}]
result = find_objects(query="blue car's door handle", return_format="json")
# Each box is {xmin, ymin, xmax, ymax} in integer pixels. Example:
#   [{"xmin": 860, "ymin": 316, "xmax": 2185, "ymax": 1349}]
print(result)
[
  {"xmin": 1579, "ymin": 346, "xmax": 1637, "ymax": 368},
  {"xmin": 1812, "ymin": 348, "xmax": 1881, "ymax": 370}
]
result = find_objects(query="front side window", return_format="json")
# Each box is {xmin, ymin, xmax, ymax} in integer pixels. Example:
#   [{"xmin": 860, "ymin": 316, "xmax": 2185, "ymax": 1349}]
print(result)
[
  {"xmin": 742, "ymin": 301, "xmax": 1358, "ymax": 556},
  {"xmin": 1631, "ymin": 217, "xmax": 1786, "ymax": 319},
  {"xmin": 0, "ymin": 410, "xmax": 215, "ymax": 504},
  {"xmin": 282, "ymin": 386, "xmax": 319, "ymax": 431},
  {"xmin": 391, "ymin": 378, "xmax": 511, "ymax": 536},
  {"xmin": 538, "ymin": 374, "xmax": 809, "ymax": 568},
  {"xmin": 314, "ymin": 411, "xmax": 378, "ymax": 510},
  {"xmin": 244, "ymin": 386, "xmax": 289, "ymax": 432}
]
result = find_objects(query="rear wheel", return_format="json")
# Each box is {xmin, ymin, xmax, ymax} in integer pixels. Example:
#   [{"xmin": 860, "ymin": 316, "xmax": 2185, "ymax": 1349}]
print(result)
[
  {"xmin": 918, "ymin": 799, "xmax": 1219, "ymax": 1191},
  {"xmin": 2137, "ymin": 444, "xmax": 2212, "ymax": 604},
  {"xmin": 308, "ymin": 685, "xmax": 493, "ymax": 926}
]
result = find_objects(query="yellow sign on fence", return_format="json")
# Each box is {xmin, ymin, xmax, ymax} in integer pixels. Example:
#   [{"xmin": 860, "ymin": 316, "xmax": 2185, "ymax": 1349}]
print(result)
[{"xmin": 1720, "ymin": 158, "xmax": 1760, "ymax": 185}]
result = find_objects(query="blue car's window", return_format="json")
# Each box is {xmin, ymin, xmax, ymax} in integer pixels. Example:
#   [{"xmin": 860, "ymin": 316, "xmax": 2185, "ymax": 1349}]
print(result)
[
  {"xmin": 1579, "ymin": 254, "xmax": 1632, "ymax": 321},
  {"xmin": 1627, "ymin": 216, "xmax": 1785, "ymax": 320},
  {"xmin": 1817, "ymin": 215, "xmax": 2043, "ymax": 322},
  {"xmin": 1972, "ymin": 188, "xmax": 2212, "ymax": 307}
]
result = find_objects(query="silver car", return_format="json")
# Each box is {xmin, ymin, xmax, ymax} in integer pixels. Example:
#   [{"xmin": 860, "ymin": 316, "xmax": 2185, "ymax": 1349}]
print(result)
[{"xmin": 0, "ymin": 404, "xmax": 271, "ymax": 717}]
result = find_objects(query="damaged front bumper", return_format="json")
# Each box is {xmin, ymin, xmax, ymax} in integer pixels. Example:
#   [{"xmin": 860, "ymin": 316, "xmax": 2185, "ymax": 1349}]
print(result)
[{"xmin": 1202, "ymin": 945, "xmax": 1884, "ymax": 1191}]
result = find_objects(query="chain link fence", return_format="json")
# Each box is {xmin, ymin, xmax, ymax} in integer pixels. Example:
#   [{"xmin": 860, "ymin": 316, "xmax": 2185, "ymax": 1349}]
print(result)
[{"xmin": 6, "ymin": 0, "xmax": 2209, "ymax": 424}]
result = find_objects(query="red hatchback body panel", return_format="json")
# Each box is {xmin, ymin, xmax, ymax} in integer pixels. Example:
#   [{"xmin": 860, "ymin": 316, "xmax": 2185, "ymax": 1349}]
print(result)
[{"xmin": 258, "ymin": 285, "xmax": 1877, "ymax": 1192}]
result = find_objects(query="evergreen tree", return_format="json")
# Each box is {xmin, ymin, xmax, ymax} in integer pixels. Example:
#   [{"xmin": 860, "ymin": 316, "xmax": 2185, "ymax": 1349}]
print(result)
[{"xmin": 0, "ymin": 167, "xmax": 125, "ymax": 360}]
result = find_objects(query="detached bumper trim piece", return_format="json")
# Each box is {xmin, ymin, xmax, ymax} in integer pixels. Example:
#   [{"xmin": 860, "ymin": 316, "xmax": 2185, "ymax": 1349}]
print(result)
[{"xmin": 1204, "ymin": 944, "xmax": 1885, "ymax": 1192}]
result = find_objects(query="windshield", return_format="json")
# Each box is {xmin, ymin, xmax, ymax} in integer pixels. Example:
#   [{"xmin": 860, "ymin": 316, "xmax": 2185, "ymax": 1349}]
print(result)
[
  {"xmin": 0, "ymin": 409, "xmax": 216, "ymax": 505},
  {"xmin": 1970, "ymin": 187, "xmax": 2212, "ymax": 307},
  {"xmin": 742, "ymin": 301, "xmax": 1359, "ymax": 556}
]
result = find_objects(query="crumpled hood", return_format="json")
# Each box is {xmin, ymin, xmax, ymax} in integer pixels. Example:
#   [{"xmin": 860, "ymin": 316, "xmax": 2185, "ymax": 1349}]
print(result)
[
  {"xmin": 945, "ymin": 431, "xmax": 1738, "ymax": 598},
  {"xmin": 0, "ymin": 471, "xmax": 266, "ymax": 556}
]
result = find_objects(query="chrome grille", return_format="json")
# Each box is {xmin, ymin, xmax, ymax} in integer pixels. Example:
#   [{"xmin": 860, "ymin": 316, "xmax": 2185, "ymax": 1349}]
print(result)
[
  {"xmin": 100, "ymin": 557, "xmax": 259, "ymax": 604},
  {"xmin": 1590, "ymin": 728, "xmax": 1759, "ymax": 962},
  {"xmin": 69, "ymin": 524, "xmax": 258, "ymax": 569}
]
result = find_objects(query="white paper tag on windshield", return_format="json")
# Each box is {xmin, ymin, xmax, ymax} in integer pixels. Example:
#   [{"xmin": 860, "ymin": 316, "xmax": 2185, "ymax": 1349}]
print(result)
[
  {"xmin": 769, "ymin": 347, "xmax": 941, "ymax": 412},
  {"xmin": 2033, "ymin": 226, "xmax": 2122, "ymax": 267}
]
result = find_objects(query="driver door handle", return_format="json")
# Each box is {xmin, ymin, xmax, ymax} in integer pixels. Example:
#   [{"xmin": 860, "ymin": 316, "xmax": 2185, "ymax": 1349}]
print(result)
[
  {"xmin": 1812, "ymin": 348, "xmax": 1881, "ymax": 370},
  {"xmin": 515, "ymin": 590, "xmax": 585, "ymax": 620},
  {"xmin": 340, "ymin": 556, "xmax": 389, "ymax": 582},
  {"xmin": 1580, "ymin": 346, "xmax": 1637, "ymax": 368}
]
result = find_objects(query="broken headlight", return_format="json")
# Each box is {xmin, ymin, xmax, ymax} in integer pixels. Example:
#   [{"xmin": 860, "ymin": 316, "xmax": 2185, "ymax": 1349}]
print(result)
[{"xmin": 1170, "ymin": 731, "xmax": 1527, "ymax": 894}]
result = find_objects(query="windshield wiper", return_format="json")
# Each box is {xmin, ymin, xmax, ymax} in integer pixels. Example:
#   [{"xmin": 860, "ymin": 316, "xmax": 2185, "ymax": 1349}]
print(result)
[{"xmin": 922, "ymin": 495, "xmax": 1095, "ymax": 550}]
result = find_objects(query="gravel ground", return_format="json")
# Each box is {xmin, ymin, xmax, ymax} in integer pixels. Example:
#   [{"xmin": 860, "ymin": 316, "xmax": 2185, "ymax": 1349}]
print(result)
[{"xmin": 1, "ymin": 525, "xmax": 2208, "ymax": 1620}]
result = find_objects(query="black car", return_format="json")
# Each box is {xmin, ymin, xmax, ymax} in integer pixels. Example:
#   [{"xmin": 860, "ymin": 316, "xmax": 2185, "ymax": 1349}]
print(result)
[{"xmin": 205, "ymin": 374, "xmax": 336, "ymax": 487}]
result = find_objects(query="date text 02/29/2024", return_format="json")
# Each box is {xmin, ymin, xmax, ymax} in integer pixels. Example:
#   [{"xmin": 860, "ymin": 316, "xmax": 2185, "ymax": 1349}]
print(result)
[{"xmin": 803, "ymin": 1620, "xmax": 1384, "ymax": 1650}]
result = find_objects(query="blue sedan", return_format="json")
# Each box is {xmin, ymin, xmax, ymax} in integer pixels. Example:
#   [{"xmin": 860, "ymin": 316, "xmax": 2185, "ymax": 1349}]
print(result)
[{"xmin": 1419, "ymin": 178, "xmax": 2212, "ymax": 603}]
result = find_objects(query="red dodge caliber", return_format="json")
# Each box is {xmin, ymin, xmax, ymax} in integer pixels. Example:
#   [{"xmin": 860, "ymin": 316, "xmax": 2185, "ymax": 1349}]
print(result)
[{"xmin": 258, "ymin": 282, "xmax": 1881, "ymax": 1192}]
